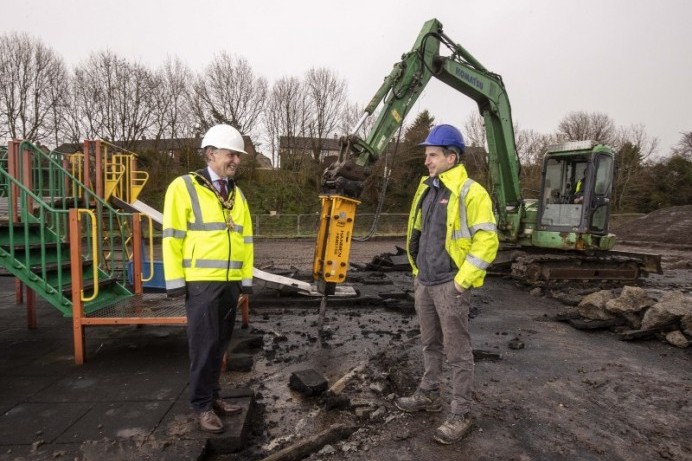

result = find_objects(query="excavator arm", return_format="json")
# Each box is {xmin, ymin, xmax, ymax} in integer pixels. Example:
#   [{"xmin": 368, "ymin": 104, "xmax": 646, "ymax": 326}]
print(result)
[
  {"xmin": 315, "ymin": 18, "xmax": 525, "ymax": 293},
  {"xmin": 320, "ymin": 23, "xmax": 437, "ymax": 199},
  {"xmin": 322, "ymin": 18, "xmax": 525, "ymax": 233}
]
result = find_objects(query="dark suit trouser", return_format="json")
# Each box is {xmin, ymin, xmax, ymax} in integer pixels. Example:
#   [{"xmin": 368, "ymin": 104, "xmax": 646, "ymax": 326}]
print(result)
[{"xmin": 185, "ymin": 281, "xmax": 239, "ymax": 412}]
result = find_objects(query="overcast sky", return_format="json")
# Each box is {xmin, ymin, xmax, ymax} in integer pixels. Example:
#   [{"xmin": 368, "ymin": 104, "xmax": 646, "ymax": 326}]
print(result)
[{"xmin": 4, "ymin": 0, "xmax": 691, "ymax": 156}]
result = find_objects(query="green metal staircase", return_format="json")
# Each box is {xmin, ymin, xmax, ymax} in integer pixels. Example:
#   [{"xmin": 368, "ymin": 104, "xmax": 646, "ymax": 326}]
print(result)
[{"xmin": 0, "ymin": 141, "xmax": 135, "ymax": 317}]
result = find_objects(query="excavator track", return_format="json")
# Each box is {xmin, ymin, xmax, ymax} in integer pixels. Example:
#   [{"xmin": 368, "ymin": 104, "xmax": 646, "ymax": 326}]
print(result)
[{"xmin": 494, "ymin": 248, "xmax": 662, "ymax": 286}]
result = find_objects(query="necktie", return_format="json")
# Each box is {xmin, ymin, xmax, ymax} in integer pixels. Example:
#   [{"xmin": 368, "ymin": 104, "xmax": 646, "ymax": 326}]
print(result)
[{"xmin": 216, "ymin": 179, "xmax": 228, "ymax": 199}]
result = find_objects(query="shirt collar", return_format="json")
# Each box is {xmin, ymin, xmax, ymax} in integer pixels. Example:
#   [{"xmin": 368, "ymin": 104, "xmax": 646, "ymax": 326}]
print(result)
[
  {"xmin": 207, "ymin": 167, "xmax": 226, "ymax": 183},
  {"xmin": 423, "ymin": 176, "xmax": 442, "ymax": 189}
]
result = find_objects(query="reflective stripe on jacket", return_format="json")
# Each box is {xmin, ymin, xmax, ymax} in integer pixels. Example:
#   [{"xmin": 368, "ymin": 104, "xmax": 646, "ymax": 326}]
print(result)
[
  {"xmin": 406, "ymin": 164, "xmax": 499, "ymax": 289},
  {"xmin": 162, "ymin": 173, "xmax": 254, "ymax": 291}
]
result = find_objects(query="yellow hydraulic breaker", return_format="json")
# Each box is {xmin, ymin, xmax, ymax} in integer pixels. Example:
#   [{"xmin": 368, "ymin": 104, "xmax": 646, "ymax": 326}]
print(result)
[{"xmin": 313, "ymin": 194, "xmax": 360, "ymax": 295}]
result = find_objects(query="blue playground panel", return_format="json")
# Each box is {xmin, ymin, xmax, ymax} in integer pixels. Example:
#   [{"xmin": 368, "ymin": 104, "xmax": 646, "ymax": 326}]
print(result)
[{"xmin": 127, "ymin": 260, "xmax": 166, "ymax": 292}]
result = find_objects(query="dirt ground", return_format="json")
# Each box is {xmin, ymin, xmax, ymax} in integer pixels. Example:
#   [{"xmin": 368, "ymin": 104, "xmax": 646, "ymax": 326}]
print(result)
[
  {"xmin": 611, "ymin": 205, "xmax": 692, "ymax": 248},
  {"xmin": 213, "ymin": 211, "xmax": 691, "ymax": 461}
]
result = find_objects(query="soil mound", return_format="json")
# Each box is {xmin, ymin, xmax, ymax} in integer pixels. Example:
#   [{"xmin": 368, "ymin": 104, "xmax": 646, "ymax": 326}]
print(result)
[{"xmin": 612, "ymin": 205, "xmax": 692, "ymax": 246}]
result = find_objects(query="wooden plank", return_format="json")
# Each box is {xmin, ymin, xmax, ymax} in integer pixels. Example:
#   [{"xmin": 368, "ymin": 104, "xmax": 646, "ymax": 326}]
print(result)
[
  {"xmin": 619, "ymin": 322, "xmax": 677, "ymax": 341},
  {"xmin": 80, "ymin": 317, "xmax": 187, "ymax": 326},
  {"xmin": 260, "ymin": 424, "xmax": 356, "ymax": 461},
  {"xmin": 568, "ymin": 317, "xmax": 624, "ymax": 330},
  {"xmin": 618, "ymin": 329, "xmax": 658, "ymax": 341}
]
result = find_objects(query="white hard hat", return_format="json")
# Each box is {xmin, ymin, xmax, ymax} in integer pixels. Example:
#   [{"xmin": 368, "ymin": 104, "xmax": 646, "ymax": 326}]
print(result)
[{"xmin": 201, "ymin": 124, "xmax": 247, "ymax": 154}]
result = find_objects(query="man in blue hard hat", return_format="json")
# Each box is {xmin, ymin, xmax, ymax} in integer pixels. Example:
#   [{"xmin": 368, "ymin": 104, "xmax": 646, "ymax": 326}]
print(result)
[{"xmin": 396, "ymin": 124, "xmax": 499, "ymax": 444}]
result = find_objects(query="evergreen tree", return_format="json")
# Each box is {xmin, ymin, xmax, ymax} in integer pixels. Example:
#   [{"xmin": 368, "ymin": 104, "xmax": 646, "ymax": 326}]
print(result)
[
  {"xmin": 639, "ymin": 155, "xmax": 692, "ymax": 212},
  {"xmin": 381, "ymin": 111, "xmax": 434, "ymax": 211}
]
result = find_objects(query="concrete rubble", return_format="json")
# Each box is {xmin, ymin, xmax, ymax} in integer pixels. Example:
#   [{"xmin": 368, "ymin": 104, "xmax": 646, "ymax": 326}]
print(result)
[{"xmin": 564, "ymin": 286, "xmax": 691, "ymax": 347}]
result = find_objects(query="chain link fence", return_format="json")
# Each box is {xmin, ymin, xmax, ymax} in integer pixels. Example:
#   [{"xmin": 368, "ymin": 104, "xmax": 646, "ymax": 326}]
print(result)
[{"xmin": 252, "ymin": 213, "xmax": 408, "ymax": 238}]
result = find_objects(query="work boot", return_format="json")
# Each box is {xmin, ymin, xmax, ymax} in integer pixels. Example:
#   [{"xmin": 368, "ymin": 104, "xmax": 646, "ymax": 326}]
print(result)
[
  {"xmin": 213, "ymin": 398, "xmax": 243, "ymax": 416},
  {"xmin": 395, "ymin": 388, "xmax": 442, "ymax": 413},
  {"xmin": 198, "ymin": 409, "xmax": 225, "ymax": 433},
  {"xmin": 432, "ymin": 413, "xmax": 473, "ymax": 444}
]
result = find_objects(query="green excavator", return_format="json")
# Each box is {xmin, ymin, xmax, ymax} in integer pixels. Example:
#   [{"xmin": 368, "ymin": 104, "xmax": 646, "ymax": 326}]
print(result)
[{"xmin": 313, "ymin": 18, "xmax": 660, "ymax": 294}]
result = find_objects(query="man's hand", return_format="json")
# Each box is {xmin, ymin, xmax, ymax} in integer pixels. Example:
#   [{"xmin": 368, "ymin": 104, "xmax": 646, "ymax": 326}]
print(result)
[{"xmin": 454, "ymin": 281, "xmax": 465, "ymax": 293}]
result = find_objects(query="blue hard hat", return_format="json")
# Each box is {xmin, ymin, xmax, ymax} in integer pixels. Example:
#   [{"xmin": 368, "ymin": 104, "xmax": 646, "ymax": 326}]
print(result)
[{"xmin": 419, "ymin": 124, "xmax": 465, "ymax": 153}]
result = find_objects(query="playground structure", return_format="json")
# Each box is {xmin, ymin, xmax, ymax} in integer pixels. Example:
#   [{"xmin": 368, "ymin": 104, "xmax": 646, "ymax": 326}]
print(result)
[{"xmin": 0, "ymin": 140, "xmax": 212, "ymax": 364}]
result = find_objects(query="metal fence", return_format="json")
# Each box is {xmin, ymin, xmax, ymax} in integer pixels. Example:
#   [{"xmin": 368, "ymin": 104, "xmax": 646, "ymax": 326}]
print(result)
[
  {"xmin": 252, "ymin": 213, "xmax": 409, "ymax": 238},
  {"xmin": 251, "ymin": 212, "xmax": 643, "ymax": 239}
]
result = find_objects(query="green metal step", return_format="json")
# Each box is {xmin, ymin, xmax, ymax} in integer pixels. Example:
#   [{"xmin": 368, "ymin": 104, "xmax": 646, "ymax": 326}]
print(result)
[
  {"xmin": 0, "ymin": 228, "xmax": 61, "ymax": 247},
  {"xmin": 0, "ymin": 232, "xmax": 133, "ymax": 316},
  {"xmin": 0, "ymin": 242, "xmax": 70, "ymax": 269},
  {"xmin": 0, "ymin": 142, "xmax": 135, "ymax": 322}
]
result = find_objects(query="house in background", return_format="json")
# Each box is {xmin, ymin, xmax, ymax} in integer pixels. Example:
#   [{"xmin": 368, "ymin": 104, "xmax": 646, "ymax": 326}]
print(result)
[
  {"xmin": 278, "ymin": 135, "xmax": 401, "ymax": 171},
  {"xmin": 55, "ymin": 136, "xmax": 273, "ymax": 169},
  {"xmin": 278, "ymin": 135, "xmax": 341, "ymax": 170}
]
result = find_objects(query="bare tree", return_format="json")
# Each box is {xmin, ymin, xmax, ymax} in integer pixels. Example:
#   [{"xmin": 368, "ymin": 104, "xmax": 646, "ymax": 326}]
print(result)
[
  {"xmin": 0, "ymin": 32, "xmax": 68, "ymax": 146},
  {"xmin": 463, "ymin": 111, "xmax": 543, "ymax": 158},
  {"xmin": 150, "ymin": 57, "xmax": 195, "ymax": 144},
  {"xmin": 463, "ymin": 111, "xmax": 557, "ymax": 165},
  {"xmin": 118, "ymin": 61, "xmax": 158, "ymax": 148},
  {"xmin": 71, "ymin": 62, "xmax": 103, "ymax": 141},
  {"xmin": 339, "ymin": 101, "xmax": 377, "ymax": 139},
  {"xmin": 57, "ymin": 78, "xmax": 84, "ymax": 146},
  {"xmin": 265, "ymin": 76, "xmax": 307, "ymax": 166},
  {"xmin": 672, "ymin": 131, "xmax": 692, "ymax": 159},
  {"xmin": 463, "ymin": 112, "xmax": 561, "ymax": 198},
  {"xmin": 516, "ymin": 128, "xmax": 562, "ymax": 166},
  {"xmin": 611, "ymin": 124, "xmax": 659, "ymax": 211},
  {"xmin": 191, "ymin": 52, "xmax": 268, "ymax": 138},
  {"xmin": 557, "ymin": 111, "xmax": 616, "ymax": 145},
  {"xmin": 72, "ymin": 50, "xmax": 158, "ymax": 149},
  {"xmin": 515, "ymin": 128, "xmax": 565, "ymax": 199},
  {"xmin": 615, "ymin": 123, "xmax": 658, "ymax": 159},
  {"xmin": 463, "ymin": 111, "xmax": 486, "ymax": 148},
  {"xmin": 304, "ymin": 67, "xmax": 347, "ymax": 163},
  {"xmin": 47, "ymin": 64, "xmax": 71, "ymax": 149}
]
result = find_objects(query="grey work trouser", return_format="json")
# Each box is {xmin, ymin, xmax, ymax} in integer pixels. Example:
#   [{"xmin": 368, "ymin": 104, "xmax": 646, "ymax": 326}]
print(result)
[
  {"xmin": 414, "ymin": 278, "xmax": 474, "ymax": 416},
  {"xmin": 185, "ymin": 281, "xmax": 239, "ymax": 412}
]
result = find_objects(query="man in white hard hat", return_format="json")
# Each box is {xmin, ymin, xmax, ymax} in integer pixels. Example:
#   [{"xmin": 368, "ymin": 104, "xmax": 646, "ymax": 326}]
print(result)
[{"xmin": 162, "ymin": 124, "xmax": 254, "ymax": 433}]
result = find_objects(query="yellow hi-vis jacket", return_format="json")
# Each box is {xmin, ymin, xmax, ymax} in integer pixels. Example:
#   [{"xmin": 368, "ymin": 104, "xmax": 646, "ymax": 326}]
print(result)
[
  {"xmin": 406, "ymin": 164, "xmax": 499, "ymax": 289},
  {"xmin": 162, "ymin": 172, "xmax": 254, "ymax": 293}
]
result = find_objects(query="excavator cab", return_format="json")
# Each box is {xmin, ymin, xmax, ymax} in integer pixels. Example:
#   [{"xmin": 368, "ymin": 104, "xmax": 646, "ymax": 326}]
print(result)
[{"xmin": 537, "ymin": 141, "xmax": 615, "ymax": 239}]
